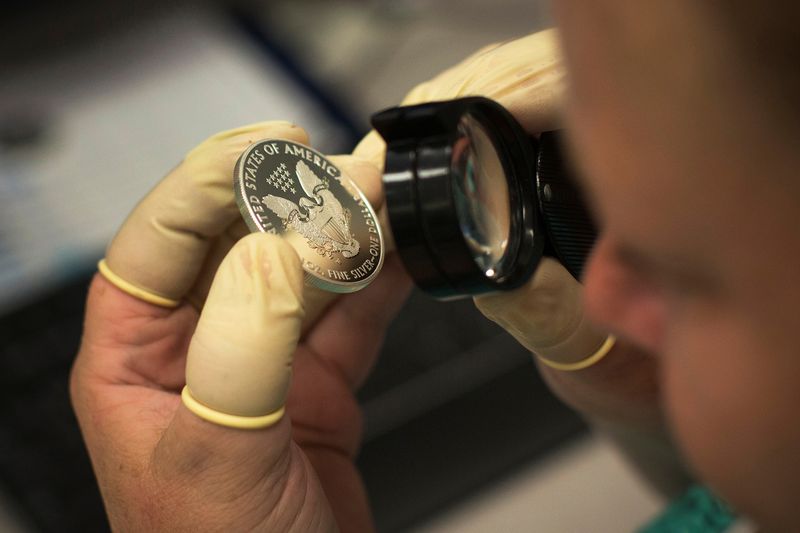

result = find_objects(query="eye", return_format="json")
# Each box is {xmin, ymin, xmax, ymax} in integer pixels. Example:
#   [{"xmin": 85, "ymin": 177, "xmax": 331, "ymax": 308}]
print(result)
[{"xmin": 611, "ymin": 243, "xmax": 707, "ymax": 297}]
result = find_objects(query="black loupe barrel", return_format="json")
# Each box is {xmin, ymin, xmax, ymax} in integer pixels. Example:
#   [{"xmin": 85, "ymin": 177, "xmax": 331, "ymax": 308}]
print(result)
[
  {"xmin": 536, "ymin": 131, "xmax": 597, "ymax": 281},
  {"xmin": 372, "ymin": 96, "xmax": 596, "ymax": 300}
]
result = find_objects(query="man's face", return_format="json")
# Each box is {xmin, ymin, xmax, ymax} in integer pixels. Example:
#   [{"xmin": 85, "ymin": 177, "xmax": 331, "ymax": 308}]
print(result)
[{"xmin": 555, "ymin": 1, "xmax": 800, "ymax": 528}]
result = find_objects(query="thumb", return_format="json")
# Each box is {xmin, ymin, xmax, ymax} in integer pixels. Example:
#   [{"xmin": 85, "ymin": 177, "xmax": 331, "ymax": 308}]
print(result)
[
  {"xmin": 474, "ymin": 258, "xmax": 606, "ymax": 364},
  {"xmin": 150, "ymin": 234, "xmax": 337, "ymax": 531},
  {"xmin": 351, "ymin": 131, "xmax": 386, "ymax": 170},
  {"xmin": 184, "ymin": 231, "xmax": 304, "ymax": 422}
]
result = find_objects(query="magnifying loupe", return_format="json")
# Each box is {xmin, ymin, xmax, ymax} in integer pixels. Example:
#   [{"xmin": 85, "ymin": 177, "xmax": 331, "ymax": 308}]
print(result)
[{"xmin": 371, "ymin": 96, "xmax": 596, "ymax": 299}]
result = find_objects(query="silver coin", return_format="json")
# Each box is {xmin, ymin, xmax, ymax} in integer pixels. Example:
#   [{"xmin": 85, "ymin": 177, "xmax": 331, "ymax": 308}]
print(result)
[{"xmin": 234, "ymin": 139, "xmax": 384, "ymax": 293}]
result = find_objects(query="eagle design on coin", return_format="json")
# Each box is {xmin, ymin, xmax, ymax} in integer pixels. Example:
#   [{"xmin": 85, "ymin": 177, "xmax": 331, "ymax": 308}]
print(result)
[{"xmin": 262, "ymin": 160, "xmax": 360, "ymax": 260}]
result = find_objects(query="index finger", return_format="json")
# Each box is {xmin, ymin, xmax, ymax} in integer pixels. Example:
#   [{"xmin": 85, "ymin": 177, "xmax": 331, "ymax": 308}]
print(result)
[{"xmin": 105, "ymin": 122, "xmax": 308, "ymax": 303}]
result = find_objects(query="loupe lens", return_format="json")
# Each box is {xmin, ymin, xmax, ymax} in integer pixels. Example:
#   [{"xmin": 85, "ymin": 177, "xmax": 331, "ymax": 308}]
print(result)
[
  {"xmin": 372, "ymin": 96, "xmax": 576, "ymax": 299},
  {"xmin": 451, "ymin": 115, "xmax": 511, "ymax": 279}
]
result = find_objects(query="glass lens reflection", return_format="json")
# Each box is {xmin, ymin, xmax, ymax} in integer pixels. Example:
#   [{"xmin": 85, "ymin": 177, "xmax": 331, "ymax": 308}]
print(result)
[{"xmin": 451, "ymin": 114, "xmax": 510, "ymax": 278}]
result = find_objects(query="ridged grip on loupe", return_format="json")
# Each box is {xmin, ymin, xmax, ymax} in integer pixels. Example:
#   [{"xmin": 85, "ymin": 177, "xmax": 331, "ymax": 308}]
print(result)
[{"xmin": 536, "ymin": 132, "xmax": 598, "ymax": 280}]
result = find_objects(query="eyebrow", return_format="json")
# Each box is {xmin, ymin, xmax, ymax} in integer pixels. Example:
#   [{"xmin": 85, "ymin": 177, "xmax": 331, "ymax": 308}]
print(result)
[{"xmin": 613, "ymin": 242, "xmax": 661, "ymax": 276}]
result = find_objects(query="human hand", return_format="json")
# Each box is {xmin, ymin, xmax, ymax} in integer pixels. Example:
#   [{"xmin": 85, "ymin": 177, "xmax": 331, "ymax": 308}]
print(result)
[
  {"xmin": 356, "ymin": 29, "xmax": 605, "ymax": 364},
  {"xmin": 356, "ymin": 28, "xmax": 662, "ymax": 427},
  {"xmin": 71, "ymin": 122, "xmax": 411, "ymax": 531}
]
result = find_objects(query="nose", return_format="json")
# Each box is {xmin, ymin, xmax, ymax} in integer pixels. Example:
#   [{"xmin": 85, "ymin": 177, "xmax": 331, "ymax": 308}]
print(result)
[{"xmin": 582, "ymin": 236, "xmax": 666, "ymax": 353}]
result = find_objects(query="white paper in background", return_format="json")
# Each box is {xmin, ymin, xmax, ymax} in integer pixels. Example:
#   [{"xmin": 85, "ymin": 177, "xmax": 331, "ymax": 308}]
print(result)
[{"xmin": 0, "ymin": 8, "xmax": 350, "ymax": 313}]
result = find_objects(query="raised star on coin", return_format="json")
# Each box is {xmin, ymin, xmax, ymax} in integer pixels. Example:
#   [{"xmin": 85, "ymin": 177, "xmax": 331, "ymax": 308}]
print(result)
[{"xmin": 234, "ymin": 139, "xmax": 385, "ymax": 293}]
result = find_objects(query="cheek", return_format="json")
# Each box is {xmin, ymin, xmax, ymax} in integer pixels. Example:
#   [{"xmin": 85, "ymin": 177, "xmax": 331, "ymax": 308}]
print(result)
[
  {"xmin": 661, "ymin": 306, "xmax": 800, "ymax": 524},
  {"xmin": 661, "ymin": 322, "xmax": 742, "ymax": 493}
]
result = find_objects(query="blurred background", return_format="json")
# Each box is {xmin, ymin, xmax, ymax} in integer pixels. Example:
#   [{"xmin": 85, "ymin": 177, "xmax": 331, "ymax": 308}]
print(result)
[{"xmin": 0, "ymin": 1, "xmax": 663, "ymax": 531}]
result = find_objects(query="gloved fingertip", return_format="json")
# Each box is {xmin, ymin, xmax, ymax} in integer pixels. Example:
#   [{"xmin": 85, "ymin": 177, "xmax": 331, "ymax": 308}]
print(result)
[
  {"xmin": 472, "ymin": 258, "xmax": 585, "ymax": 355},
  {"xmin": 351, "ymin": 131, "xmax": 386, "ymax": 169},
  {"xmin": 185, "ymin": 232, "xmax": 305, "ymax": 419},
  {"xmin": 328, "ymin": 154, "xmax": 384, "ymax": 211}
]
